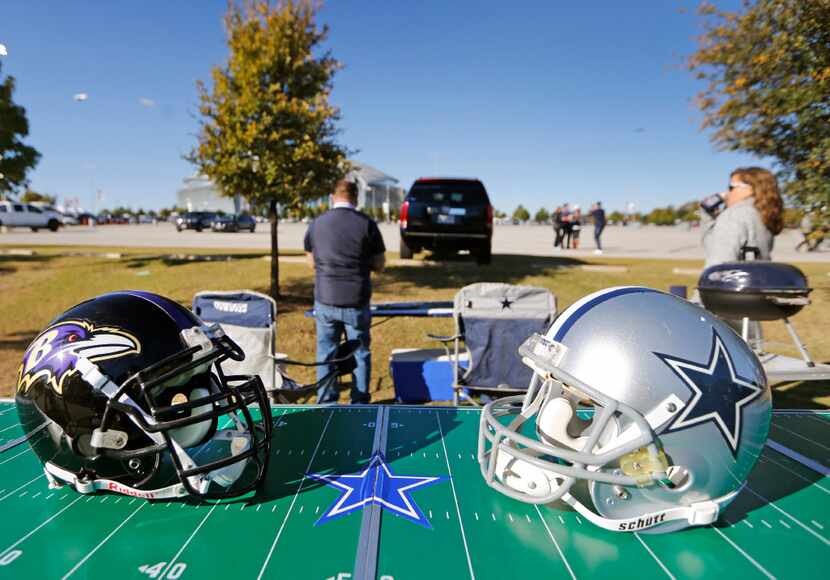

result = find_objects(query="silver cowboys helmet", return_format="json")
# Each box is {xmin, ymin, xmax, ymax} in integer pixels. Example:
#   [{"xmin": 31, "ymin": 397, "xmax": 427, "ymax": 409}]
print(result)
[{"xmin": 478, "ymin": 287, "xmax": 771, "ymax": 533}]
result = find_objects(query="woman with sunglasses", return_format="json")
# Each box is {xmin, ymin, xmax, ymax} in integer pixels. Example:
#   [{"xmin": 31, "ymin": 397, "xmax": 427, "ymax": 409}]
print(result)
[{"xmin": 702, "ymin": 166, "xmax": 784, "ymax": 268}]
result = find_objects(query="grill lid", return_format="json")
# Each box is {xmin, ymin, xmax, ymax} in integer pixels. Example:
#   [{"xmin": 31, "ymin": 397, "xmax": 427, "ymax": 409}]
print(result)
[{"xmin": 697, "ymin": 262, "xmax": 810, "ymax": 294}]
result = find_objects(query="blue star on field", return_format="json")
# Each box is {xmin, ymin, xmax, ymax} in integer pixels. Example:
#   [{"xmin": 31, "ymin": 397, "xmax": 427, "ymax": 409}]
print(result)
[
  {"xmin": 656, "ymin": 330, "xmax": 763, "ymax": 457},
  {"xmin": 308, "ymin": 453, "xmax": 446, "ymax": 527}
]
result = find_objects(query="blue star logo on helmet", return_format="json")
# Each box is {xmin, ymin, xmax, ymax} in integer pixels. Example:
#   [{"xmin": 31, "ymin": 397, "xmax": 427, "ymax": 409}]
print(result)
[
  {"xmin": 17, "ymin": 320, "xmax": 141, "ymax": 395},
  {"xmin": 656, "ymin": 330, "xmax": 763, "ymax": 457}
]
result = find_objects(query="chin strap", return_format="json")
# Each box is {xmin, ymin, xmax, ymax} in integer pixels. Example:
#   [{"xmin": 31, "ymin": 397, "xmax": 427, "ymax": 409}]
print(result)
[
  {"xmin": 559, "ymin": 488, "xmax": 740, "ymax": 532},
  {"xmin": 43, "ymin": 462, "xmax": 195, "ymax": 500}
]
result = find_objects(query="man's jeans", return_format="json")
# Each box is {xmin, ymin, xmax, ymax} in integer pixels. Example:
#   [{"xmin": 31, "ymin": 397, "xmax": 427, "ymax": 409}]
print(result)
[{"xmin": 315, "ymin": 301, "xmax": 371, "ymax": 404}]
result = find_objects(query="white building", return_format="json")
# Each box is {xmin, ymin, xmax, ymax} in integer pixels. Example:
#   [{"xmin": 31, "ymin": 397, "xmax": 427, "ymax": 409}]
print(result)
[
  {"xmin": 347, "ymin": 162, "xmax": 404, "ymax": 211},
  {"xmin": 175, "ymin": 175, "xmax": 248, "ymax": 214}
]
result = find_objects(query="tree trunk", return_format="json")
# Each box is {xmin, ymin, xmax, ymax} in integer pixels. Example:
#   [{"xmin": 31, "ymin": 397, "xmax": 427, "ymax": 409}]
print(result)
[{"xmin": 269, "ymin": 199, "xmax": 279, "ymax": 302}]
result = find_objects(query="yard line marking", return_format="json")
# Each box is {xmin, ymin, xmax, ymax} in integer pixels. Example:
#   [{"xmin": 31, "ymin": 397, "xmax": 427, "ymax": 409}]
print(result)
[
  {"xmin": 0, "ymin": 405, "xmax": 17, "ymax": 415},
  {"xmin": 491, "ymin": 513, "xmax": 496, "ymax": 521},
  {"xmin": 0, "ymin": 496, "xmax": 84, "ymax": 559},
  {"xmin": 0, "ymin": 446, "xmax": 34, "ymax": 466},
  {"xmin": 159, "ymin": 504, "xmax": 218, "ymax": 580},
  {"xmin": 256, "ymin": 505, "xmax": 261, "ymax": 512},
  {"xmin": 436, "ymin": 414, "xmax": 475, "ymax": 580},
  {"xmin": 0, "ymin": 423, "xmax": 21, "ymax": 433},
  {"xmin": 779, "ymin": 520, "xmax": 791, "ymax": 529},
  {"xmin": 525, "ymin": 514, "xmax": 532, "ymax": 523},
  {"xmin": 45, "ymin": 493, "xmax": 53, "ymax": 500},
  {"xmin": 474, "ymin": 512, "xmax": 479, "ymax": 521},
  {"xmin": 0, "ymin": 474, "xmax": 43, "ymax": 502},
  {"xmin": 711, "ymin": 527, "xmax": 775, "ymax": 580},
  {"xmin": 508, "ymin": 513, "xmax": 514, "ymax": 523},
  {"xmin": 558, "ymin": 515, "xmax": 564, "ymax": 525},
  {"xmin": 766, "ymin": 439, "xmax": 830, "ymax": 477},
  {"xmin": 534, "ymin": 506, "xmax": 577, "ymax": 580},
  {"xmin": 31, "ymin": 492, "xmax": 40, "ymax": 499},
  {"xmin": 743, "ymin": 520, "xmax": 754, "ymax": 528},
  {"xmin": 761, "ymin": 451, "xmax": 829, "ymax": 494},
  {"xmin": 257, "ymin": 410, "xmax": 334, "ymax": 580},
  {"xmin": 0, "ymin": 421, "xmax": 49, "ymax": 454},
  {"xmin": 634, "ymin": 533, "xmax": 675, "ymax": 580},
  {"xmin": 61, "ymin": 502, "xmax": 146, "ymax": 579},
  {"xmin": 18, "ymin": 491, "xmax": 27, "ymax": 498},
  {"xmin": 770, "ymin": 424, "xmax": 830, "ymax": 452},
  {"xmin": 762, "ymin": 520, "xmax": 772, "ymax": 528},
  {"xmin": 812, "ymin": 520, "xmax": 824, "ymax": 530},
  {"xmin": 429, "ymin": 509, "xmax": 433, "ymax": 519},
  {"xmin": 746, "ymin": 485, "xmax": 829, "ymax": 546}
]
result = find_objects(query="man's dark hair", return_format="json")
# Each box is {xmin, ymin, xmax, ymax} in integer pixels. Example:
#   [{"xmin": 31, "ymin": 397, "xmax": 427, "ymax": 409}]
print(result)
[{"xmin": 335, "ymin": 179, "xmax": 358, "ymax": 199}]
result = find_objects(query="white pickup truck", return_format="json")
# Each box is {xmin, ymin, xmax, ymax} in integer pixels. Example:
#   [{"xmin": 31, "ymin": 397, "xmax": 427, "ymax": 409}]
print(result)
[{"xmin": 0, "ymin": 201, "xmax": 62, "ymax": 231}]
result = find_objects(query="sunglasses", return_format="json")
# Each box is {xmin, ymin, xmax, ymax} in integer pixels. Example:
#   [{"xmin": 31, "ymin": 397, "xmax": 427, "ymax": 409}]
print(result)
[{"xmin": 728, "ymin": 182, "xmax": 751, "ymax": 191}]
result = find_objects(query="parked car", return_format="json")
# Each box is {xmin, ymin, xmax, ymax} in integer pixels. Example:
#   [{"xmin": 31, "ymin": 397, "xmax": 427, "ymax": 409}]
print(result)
[
  {"xmin": 0, "ymin": 201, "xmax": 62, "ymax": 231},
  {"xmin": 176, "ymin": 211, "xmax": 218, "ymax": 232},
  {"xmin": 34, "ymin": 204, "xmax": 80, "ymax": 225},
  {"xmin": 211, "ymin": 213, "xmax": 256, "ymax": 233},
  {"xmin": 399, "ymin": 177, "xmax": 493, "ymax": 264}
]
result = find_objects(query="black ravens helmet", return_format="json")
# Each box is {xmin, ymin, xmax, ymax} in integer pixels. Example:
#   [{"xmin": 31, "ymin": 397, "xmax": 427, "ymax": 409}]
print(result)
[{"xmin": 15, "ymin": 291, "xmax": 272, "ymax": 500}]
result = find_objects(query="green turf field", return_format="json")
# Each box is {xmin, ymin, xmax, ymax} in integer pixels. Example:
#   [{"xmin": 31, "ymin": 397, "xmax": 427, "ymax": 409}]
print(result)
[{"xmin": 0, "ymin": 401, "xmax": 826, "ymax": 579}]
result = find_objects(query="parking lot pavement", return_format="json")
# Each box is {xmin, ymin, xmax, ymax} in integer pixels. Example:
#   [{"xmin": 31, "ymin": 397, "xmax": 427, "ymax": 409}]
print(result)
[{"xmin": 0, "ymin": 222, "xmax": 827, "ymax": 263}]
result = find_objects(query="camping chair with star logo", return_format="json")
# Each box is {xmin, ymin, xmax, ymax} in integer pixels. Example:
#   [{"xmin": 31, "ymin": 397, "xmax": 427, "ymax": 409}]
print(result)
[
  {"xmin": 192, "ymin": 290, "xmax": 357, "ymax": 404},
  {"xmin": 429, "ymin": 283, "xmax": 557, "ymax": 405}
]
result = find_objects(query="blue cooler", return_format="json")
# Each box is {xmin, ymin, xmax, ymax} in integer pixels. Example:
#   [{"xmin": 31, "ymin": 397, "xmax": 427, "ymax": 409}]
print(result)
[{"xmin": 390, "ymin": 349, "xmax": 468, "ymax": 403}]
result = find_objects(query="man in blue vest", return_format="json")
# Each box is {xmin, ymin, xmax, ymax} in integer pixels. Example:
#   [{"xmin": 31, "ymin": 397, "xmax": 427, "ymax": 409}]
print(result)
[{"xmin": 304, "ymin": 180, "xmax": 386, "ymax": 403}]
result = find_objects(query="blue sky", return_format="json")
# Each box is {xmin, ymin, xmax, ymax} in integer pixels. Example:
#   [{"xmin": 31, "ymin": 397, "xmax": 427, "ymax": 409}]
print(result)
[{"xmin": 0, "ymin": 0, "xmax": 759, "ymax": 214}]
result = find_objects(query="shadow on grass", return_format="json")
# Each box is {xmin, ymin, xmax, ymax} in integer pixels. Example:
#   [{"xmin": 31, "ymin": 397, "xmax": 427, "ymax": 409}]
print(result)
[
  {"xmin": 0, "ymin": 330, "xmax": 39, "ymax": 351},
  {"xmin": 0, "ymin": 254, "xmax": 59, "ymax": 275},
  {"xmin": 121, "ymin": 252, "xmax": 269, "ymax": 269},
  {"xmin": 383, "ymin": 253, "xmax": 589, "ymax": 290},
  {"xmin": 772, "ymin": 378, "xmax": 830, "ymax": 410}
]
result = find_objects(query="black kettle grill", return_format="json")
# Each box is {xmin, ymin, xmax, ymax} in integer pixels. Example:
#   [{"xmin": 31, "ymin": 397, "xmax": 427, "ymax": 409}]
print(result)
[
  {"xmin": 697, "ymin": 247, "xmax": 817, "ymax": 368},
  {"xmin": 697, "ymin": 261, "xmax": 812, "ymax": 321}
]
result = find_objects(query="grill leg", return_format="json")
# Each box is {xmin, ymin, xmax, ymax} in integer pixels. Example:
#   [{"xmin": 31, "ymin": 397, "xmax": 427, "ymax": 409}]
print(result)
[{"xmin": 783, "ymin": 318, "xmax": 816, "ymax": 367}]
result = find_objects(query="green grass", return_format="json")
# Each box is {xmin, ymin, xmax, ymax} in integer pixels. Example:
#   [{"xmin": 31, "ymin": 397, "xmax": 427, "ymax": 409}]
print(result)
[{"xmin": 1, "ymin": 244, "xmax": 828, "ymax": 408}]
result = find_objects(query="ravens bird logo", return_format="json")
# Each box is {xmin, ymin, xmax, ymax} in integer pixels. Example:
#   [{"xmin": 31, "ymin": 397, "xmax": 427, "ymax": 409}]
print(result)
[{"xmin": 17, "ymin": 321, "xmax": 141, "ymax": 395}]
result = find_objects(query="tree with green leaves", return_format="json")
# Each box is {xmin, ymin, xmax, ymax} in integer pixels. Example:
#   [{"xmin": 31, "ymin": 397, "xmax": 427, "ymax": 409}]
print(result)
[
  {"xmin": 512, "ymin": 205, "xmax": 530, "ymax": 222},
  {"xmin": 191, "ymin": 0, "xmax": 349, "ymax": 300},
  {"xmin": 20, "ymin": 190, "xmax": 55, "ymax": 205},
  {"xmin": 0, "ymin": 62, "xmax": 40, "ymax": 198},
  {"xmin": 533, "ymin": 207, "xmax": 550, "ymax": 224},
  {"xmin": 688, "ymin": 0, "xmax": 830, "ymax": 217}
]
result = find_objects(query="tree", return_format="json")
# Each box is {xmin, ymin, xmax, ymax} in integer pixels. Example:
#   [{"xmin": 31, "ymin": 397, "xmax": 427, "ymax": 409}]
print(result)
[
  {"xmin": 688, "ymin": 1, "xmax": 830, "ymax": 217},
  {"xmin": 512, "ymin": 205, "xmax": 530, "ymax": 222},
  {"xmin": 608, "ymin": 210, "xmax": 625, "ymax": 224},
  {"xmin": 191, "ymin": 0, "xmax": 349, "ymax": 301},
  {"xmin": 494, "ymin": 209, "xmax": 507, "ymax": 219},
  {"xmin": 20, "ymin": 190, "xmax": 55, "ymax": 204},
  {"xmin": 533, "ymin": 207, "xmax": 550, "ymax": 224},
  {"xmin": 0, "ymin": 62, "xmax": 40, "ymax": 197}
]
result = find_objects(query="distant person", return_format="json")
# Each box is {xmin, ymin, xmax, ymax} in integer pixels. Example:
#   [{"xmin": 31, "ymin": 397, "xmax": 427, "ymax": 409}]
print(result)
[
  {"xmin": 570, "ymin": 205, "xmax": 582, "ymax": 249},
  {"xmin": 702, "ymin": 166, "xmax": 783, "ymax": 268},
  {"xmin": 552, "ymin": 206, "xmax": 564, "ymax": 249},
  {"xmin": 591, "ymin": 201, "xmax": 606, "ymax": 254},
  {"xmin": 561, "ymin": 203, "xmax": 573, "ymax": 249},
  {"xmin": 304, "ymin": 179, "xmax": 386, "ymax": 404}
]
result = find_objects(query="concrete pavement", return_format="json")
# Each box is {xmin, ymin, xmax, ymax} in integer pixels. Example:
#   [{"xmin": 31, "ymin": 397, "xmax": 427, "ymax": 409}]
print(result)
[{"xmin": 0, "ymin": 222, "xmax": 827, "ymax": 263}]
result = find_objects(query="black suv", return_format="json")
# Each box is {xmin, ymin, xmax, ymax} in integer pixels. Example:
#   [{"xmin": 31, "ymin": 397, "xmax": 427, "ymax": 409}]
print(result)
[
  {"xmin": 176, "ymin": 211, "xmax": 217, "ymax": 232},
  {"xmin": 211, "ymin": 213, "xmax": 257, "ymax": 233},
  {"xmin": 399, "ymin": 178, "xmax": 493, "ymax": 264}
]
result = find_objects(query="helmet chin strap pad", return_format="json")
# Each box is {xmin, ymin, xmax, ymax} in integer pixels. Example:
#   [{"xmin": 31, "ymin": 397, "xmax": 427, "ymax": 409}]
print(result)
[
  {"xmin": 168, "ymin": 388, "xmax": 213, "ymax": 448},
  {"xmin": 494, "ymin": 445, "xmax": 562, "ymax": 498},
  {"xmin": 537, "ymin": 396, "xmax": 619, "ymax": 452}
]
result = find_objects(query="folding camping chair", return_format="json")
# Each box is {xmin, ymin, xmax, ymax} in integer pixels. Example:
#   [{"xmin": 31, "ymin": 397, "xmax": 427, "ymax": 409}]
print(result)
[
  {"xmin": 429, "ymin": 283, "xmax": 557, "ymax": 405},
  {"xmin": 192, "ymin": 290, "xmax": 356, "ymax": 404}
]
